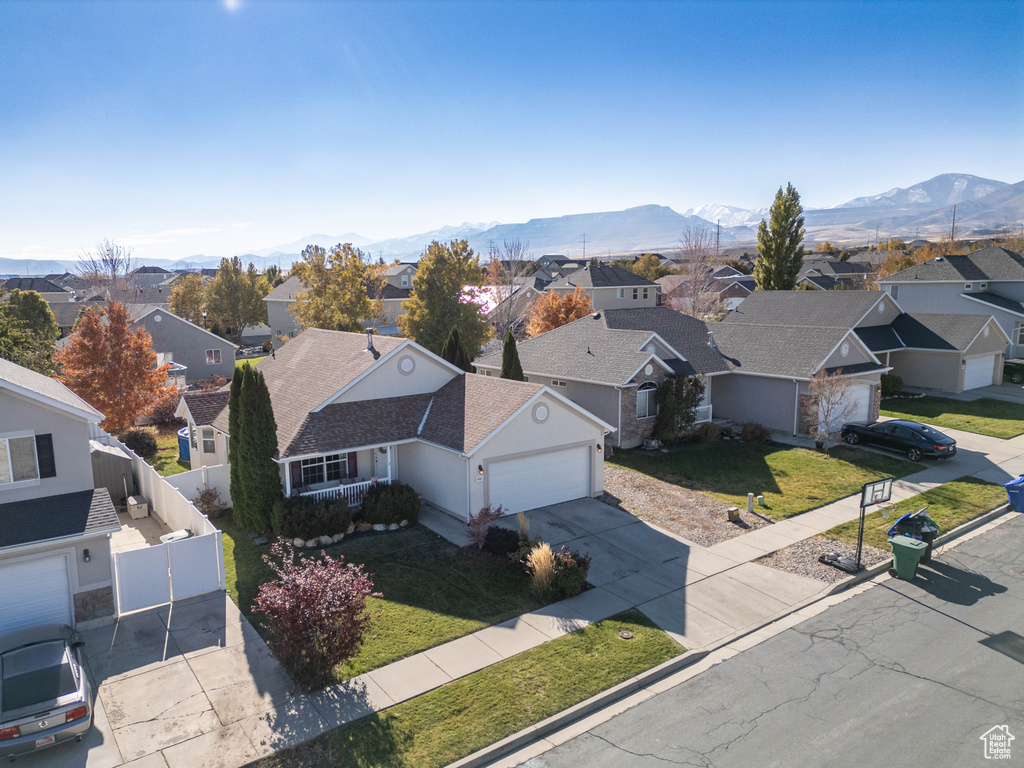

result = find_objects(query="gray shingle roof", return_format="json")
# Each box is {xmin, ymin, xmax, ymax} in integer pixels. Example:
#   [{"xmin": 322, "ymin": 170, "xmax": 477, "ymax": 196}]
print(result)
[
  {"xmin": 0, "ymin": 357, "xmax": 103, "ymax": 419},
  {"xmin": 877, "ymin": 247, "xmax": 1024, "ymax": 283},
  {"xmin": 0, "ymin": 489, "xmax": 119, "ymax": 548},
  {"xmin": 854, "ymin": 325, "xmax": 904, "ymax": 352},
  {"xmin": 3, "ymin": 278, "xmax": 66, "ymax": 294},
  {"xmin": 710, "ymin": 323, "xmax": 855, "ymax": 378},
  {"xmin": 801, "ymin": 258, "xmax": 870, "ymax": 277},
  {"xmin": 181, "ymin": 390, "xmax": 231, "ymax": 428},
  {"xmin": 475, "ymin": 307, "xmax": 731, "ymax": 384},
  {"xmin": 547, "ymin": 265, "xmax": 658, "ymax": 290},
  {"xmin": 384, "ymin": 263, "xmax": 418, "ymax": 276},
  {"xmin": 286, "ymin": 393, "xmax": 432, "ymax": 458},
  {"xmin": 264, "ymin": 275, "xmax": 304, "ymax": 302},
  {"xmin": 722, "ymin": 290, "xmax": 883, "ymax": 329},
  {"xmin": 964, "ymin": 291, "xmax": 1024, "ymax": 316},
  {"xmin": 47, "ymin": 301, "xmax": 104, "ymax": 328},
  {"xmin": 891, "ymin": 313, "xmax": 991, "ymax": 351}
]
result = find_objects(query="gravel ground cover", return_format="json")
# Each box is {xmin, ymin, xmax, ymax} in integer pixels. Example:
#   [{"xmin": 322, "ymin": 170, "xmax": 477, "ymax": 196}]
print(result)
[
  {"xmin": 755, "ymin": 536, "xmax": 891, "ymax": 584},
  {"xmin": 601, "ymin": 464, "xmax": 774, "ymax": 547}
]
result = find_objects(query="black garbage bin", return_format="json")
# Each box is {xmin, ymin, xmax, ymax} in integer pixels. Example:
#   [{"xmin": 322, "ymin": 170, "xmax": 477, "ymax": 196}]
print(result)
[{"xmin": 887, "ymin": 508, "xmax": 940, "ymax": 562}]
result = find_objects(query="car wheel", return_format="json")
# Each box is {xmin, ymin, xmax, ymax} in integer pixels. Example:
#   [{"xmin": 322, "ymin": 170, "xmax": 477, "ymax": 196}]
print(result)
[
  {"xmin": 906, "ymin": 447, "xmax": 922, "ymax": 461},
  {"xmin": 845, "ymin": 432, "xmax": 859, "ymax": 445},
  {"xmin": 1012, "ymin": 373, "xmax": 1023, "ymax": 384}
]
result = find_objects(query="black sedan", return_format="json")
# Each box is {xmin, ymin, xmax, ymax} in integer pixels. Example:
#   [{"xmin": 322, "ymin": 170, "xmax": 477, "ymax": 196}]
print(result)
[
  {"xmin": 1004, "ymin": 360, "xmax": 1024, "ymax": 384},
  {"xmin": 841, "ymin": 419, "xmax": 957, "ymax": 461}
]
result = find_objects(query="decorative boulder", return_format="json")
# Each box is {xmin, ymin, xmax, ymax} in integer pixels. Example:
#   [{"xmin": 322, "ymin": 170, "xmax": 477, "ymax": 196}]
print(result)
[
  {"xmin": 332, "ymin": 533, "xmax": 344, "ymax": 543},
  {"xmin": 346, "ymin": 523, "xmax": 356, "ymax": 535},
  {"xmin": 305, "ymin": 538, "xmax": 319, "ymax": 548},
  {"xmin": 399, "ymin": 519, "xmax": 409, "ymax": 527},
  {"xmin": 356, "ymin": 522, "xmax": 372, "ymax": 532},
  {"xmin": 372, "ymin": 523, "xmax": 387, "ymax": 532},
  {"xmin": 293, "ymin": 538, "xmax": 305, "ymax": 548},
  {"xmin": 319, "ymin": 535, "xmax": 333, "ymax": 546},
  {"xmin": 387, "ymin": 523, "xmax": 400, "ymax": 531}
]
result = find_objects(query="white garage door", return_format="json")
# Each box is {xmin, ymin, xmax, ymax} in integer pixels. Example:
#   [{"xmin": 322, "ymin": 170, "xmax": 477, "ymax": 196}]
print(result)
[
  {"xmin": 488, "ymin": 445, "xmax": 591, "ymax": 514},
  {"xmin": 0, "ymin": 555, "xmax": 74, "ymax": 636},
  {"xmin": 964, "ymin": 355, "xmax": 996, "ymax": 390},
  {"xmin": 820, "ymin": 382, "xmax": 872, "ymax": 430}
]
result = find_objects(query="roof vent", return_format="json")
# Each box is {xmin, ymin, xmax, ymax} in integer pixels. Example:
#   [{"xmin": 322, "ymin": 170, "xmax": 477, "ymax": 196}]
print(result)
[
  {"xmin": 593, "ymin": 312, "xmax": 601, "ymax": 320},
  {"xmin": 707, "ymin": 331, "xmax": 717, "ymax": 349},
  {"xmin": 934, "ymin": 257, "xmax": 943, "ymax": 262},
  {"xmin": 365, "ymin": 328, "xmax": 375, "ymax": 351}
]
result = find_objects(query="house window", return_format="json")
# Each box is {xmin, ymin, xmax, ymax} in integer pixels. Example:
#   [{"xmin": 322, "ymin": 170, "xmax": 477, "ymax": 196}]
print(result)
[
  {"xmin": 965, "ymin": 284, "xmax": 972, "ymax": 291},
  {"xmin": 301, "ymin": 453, "xmax": 348, "ymax": 486},
  {"xmin": 206, "ymin": 349, "xmax": 222, "ymax": 365},
  {"xmin": 637, "ymin": 383, "xmax": 659, "ymax": 419},
  {"xmin": 524, "ymin": 376, "xmax": 529, "ymax": 382},
  {"xmin": 401, "ymin": 275, "xmax": 409, "ymax": 287},
  {"xmin": 980, "ymin": 283, "xmax": 988, "ymax": 290},
  {"xmin": 889, "ymin": 285, "xmax": 899, "ymax": 300},
  {"xmin": 616, "ymin": 288, "xmax": 625, "ymax": 299},
  {"xmin": 632, "ymin": 288, "xmax": 639, "ymax": 300},
  {"xmin": 551, "ymin": 379, "xmax": 567, "ymax": 387},
  {"xmin": 0, "ymin": 435, "xmax": 39, "ymax": 485},
  {"xmin": 643, "ymin": 288, "xmax": 649, "ymax": 299},
  {"xmin": 202, "ymin": 429, "xmax": 216, "ymax": 454},
  {"xmin": 484, "ymin": 370, "xmax": 492, "ymax": 376}
]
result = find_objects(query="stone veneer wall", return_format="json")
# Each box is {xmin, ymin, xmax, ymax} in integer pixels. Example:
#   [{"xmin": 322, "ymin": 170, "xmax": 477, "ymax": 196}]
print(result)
[
  {"xmin": 75, "ymin": 586, "xmax": 115, "ymax": 623},
  {"xmin": 618, "ymin": 369, "xmax": 668, "ymax": 448}
]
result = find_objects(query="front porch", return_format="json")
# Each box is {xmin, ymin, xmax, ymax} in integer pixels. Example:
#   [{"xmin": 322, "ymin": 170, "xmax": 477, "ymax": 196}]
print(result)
[{"xmin": 283, "ymin": 443, "xmax": 397, "ymax": 506}]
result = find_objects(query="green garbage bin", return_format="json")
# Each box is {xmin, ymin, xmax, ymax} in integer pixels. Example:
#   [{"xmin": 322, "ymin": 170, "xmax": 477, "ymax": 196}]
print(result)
[{"xmin": 888, "ymin": 536, "xmax": 929, "ymax": 581}]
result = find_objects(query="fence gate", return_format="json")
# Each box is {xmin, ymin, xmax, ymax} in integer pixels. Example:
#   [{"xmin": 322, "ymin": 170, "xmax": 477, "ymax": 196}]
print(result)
[{"xmin": 113, "ymin": 533, "xmax": 224, "ymax": 615}]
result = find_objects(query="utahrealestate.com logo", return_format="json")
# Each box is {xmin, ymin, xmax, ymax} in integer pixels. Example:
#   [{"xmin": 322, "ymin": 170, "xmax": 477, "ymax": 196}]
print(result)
[{"xmin": 980, "ymin": 725, "xmax": 1014, "ymax": 760}]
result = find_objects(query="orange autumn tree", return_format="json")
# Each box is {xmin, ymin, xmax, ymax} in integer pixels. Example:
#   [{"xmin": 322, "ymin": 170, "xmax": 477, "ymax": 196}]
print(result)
[
  {"xmin": 56, "ymin": 302, "xmax": 174, "ymax": 432},
  {"xmin": 526, "ymin": 285, "xmax": 594, "ymax": 337}
]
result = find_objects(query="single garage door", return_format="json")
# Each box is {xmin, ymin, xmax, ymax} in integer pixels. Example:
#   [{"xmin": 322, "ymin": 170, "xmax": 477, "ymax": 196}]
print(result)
[
  {"xmin": 964, "ymin": 355, "xmax": 996, "ymax": 390},
  {"xmin": 487, "ymin": 445, "xmax": 591, "ymax": 514},
  {"xmin": 0, "ymin": 555, "xmax": 74, "ymax": 636},
  {"xmin": 820, "ymin": 382, "xmax": 872, "ymax": 429}
]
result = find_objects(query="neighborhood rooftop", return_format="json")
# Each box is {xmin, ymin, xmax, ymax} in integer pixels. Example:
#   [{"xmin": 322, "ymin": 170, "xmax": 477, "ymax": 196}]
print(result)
[
  {"xmin": 879, "ymin": 246, "xmax": 1024, "ymax": 282},
  {"xmin": 0, "ymin": 489, "xmax": 118, "ymax": 549},
  {"xmin": 546, "ymin": 264, "xmax": 658, "ymax": 289},
  {"xmin": 722, "ymin": 290, "xmax": 885, "ymax": 329},
  {"xmin": 0, "ymin": 355, "xmax": 103, "ymax": 418}
]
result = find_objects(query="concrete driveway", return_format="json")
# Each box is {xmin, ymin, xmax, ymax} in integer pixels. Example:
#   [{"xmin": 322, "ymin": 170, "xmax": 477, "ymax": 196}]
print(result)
[
  {"xmin": 15, "ymin": 591, "xmax": 323, "ymax": 768},
  {"xmin": 486, "ymin": 499, "xmax": 826, "ymax": 651}
]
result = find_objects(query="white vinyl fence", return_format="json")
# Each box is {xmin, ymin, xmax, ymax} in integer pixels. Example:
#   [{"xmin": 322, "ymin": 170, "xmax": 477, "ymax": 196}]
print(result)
[
  {"xmin": 164, "ymin": 463, "xmax": 232, "ymax": 512},
  {"xmin": 91, "ymin": 428, "xmax": 226, "ymax": 615}
]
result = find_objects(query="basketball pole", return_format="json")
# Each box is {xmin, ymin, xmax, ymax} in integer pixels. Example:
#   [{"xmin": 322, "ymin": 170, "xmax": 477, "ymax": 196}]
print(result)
[{"xmin": 855, "ymin": 498, "xmax": 866, "ymax": 572}]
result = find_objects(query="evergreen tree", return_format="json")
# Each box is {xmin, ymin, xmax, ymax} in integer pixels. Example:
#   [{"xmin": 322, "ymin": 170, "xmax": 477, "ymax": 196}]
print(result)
[
  {"xmin": 500, "ymin": 330, "xmax": 524, "ymax": 381},
  {"xmin": 440, "ymin": 326, "xmax": 473, "ymax": 372},
  {"xmin": 0, "ymin": 289, "xmax": 60, "ymax": 375},
  {"xmin": 228, "ymin": 364, "xmax": 245, "ymax": 520},
  {"xmin": 246, "ymin": 370, "xmax": 281, "ymax": 532},
  {"xmin": 753, "ymin": 183, "xmax": 806, "ymax": 291},
  {"xmin": 653, "ymin": 374, "xmax": 706, "ymax": 443}
]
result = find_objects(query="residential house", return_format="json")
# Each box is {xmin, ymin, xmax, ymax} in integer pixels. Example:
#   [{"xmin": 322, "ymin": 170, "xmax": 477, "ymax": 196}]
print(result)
[
  {"xmin": 0, "ymin": 357, "xmax": 119, "ymax": 634},
  {"xmin": 129, "ymin": 265, "xmax": 173, "ymax": 288},
  {"xmin": 44, "ymin": 272, "xmax": 93, "ymax": 294},
  {"xmin": 475, "ymin": 307, "xmax": 727, "ymax": 448},
  {"xmin": 384, "ymin": 262, "xmax": 418, "ymax": 290},
  {"xmin": 797, "ymin": 258, "xmax": 873, "ymax": 290},
  {"xmin": 177, "ymin": 328, "xmax": 613, "ymax": 519},
  {"xmin": 131, "ymin": 308, "xmax": 238, "ymax": 384},
  {"xmin": 3, "ymin": 277, "xmax": 71, "ymax": 304},
  {"xmin": 546, "ymin": 264, "xmax": 659, "ymax": 310},
  {"xmin": 264, "ymin": 275, "xmax": 305, "ymax": 348},
  {"xmin": 657, "ymin": 272, "xmax": 754, "ymax": 313},
  {"xmin": 537, "ymin": 255, "xmax": 586, "ymax": 271},
  {"xmin": 47, "ymin": 301, "xmax": 105, "ymax": 338},
  {"xmin": 877, "ymin": 247, "xmax": 1024, "ymax": 358}
]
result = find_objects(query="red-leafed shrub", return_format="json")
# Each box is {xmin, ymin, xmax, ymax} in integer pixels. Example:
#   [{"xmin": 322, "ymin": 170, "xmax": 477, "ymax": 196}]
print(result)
[
  {"xmin": 195, "ymin": 374, "xmax": 229, "ymax": 392},
  {"xmin": 252, "ymin": 541, "xmax": 380, "ymax": 690},
  {"xmin": 467, "ymin": 504, "xmax": 505, "ymax": 549}
]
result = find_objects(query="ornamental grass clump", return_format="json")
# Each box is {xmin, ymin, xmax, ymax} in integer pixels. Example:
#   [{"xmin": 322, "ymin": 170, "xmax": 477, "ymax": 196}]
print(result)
[
  {"xmin": 253, "ymin": 541, "xmax": 380, "ymax": 691},
  {"xmin": 527, "ymin": 542, "xmax": 556, "ymax": 601}
]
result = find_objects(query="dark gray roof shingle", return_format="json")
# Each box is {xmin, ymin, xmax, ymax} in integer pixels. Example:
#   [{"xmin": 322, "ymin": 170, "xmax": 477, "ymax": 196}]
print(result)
[
  {"xmin": 4, "ymin": 278, "xmax": 66, "ymax": 294},
  {"xmin": 0, "ymin": 489, "xmax": 119, "ymax": 548},
  {"xmin": 878, "ymin": 247, "xmax": 1024, "ymax": 283},
  {"xmin": 264, "ymin": 275, "xmax": 304, "ymax": 302},
  {"xmin": 0, "ymin": 357, "xmax": 103, "ymax": 418},
  {"xmin": 854, "ymin": 324, "xmax": 904, "ymax": 352},
  {"xmin": 547, "ymin": 265, "xmax": 658, "ymax": 290},
  {"xmin": 891, "ymin": 313, "xmax": 991, "ymax": 351},
  {"xmin": 964, "ymin": 291, "xmax": 1024, "ymax": 316},
  {"xmin": 722, "ymin": 290, "xmax": 883, "ymax": 329}
]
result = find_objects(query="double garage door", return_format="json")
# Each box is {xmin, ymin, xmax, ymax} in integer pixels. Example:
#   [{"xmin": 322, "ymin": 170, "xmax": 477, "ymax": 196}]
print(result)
[
  {"xmin": 0, "ymin": 555, "xmax": 74, "ymax": 636},
  {"xmin": 964, "ymin": 355, "xmax": 997, "ymax": 391},
  {"xmin": 487, "ymin": 445, "xmax": 591, "ymax": 514}
]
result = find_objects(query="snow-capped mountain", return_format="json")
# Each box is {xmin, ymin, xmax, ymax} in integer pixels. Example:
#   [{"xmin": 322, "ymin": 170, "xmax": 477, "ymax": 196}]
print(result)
[{"xmin": 834, "ymin": 173, "xmax": 1007, "ymax": 210}]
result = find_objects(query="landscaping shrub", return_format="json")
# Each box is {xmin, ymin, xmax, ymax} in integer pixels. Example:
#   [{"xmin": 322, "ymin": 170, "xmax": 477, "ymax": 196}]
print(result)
[
  {"xmin": 193, "ymin": 485, "xmax": 224, "ymax": 517},
  {"xmin": 467, "ymin": 504, "xmax": 505, "ymax": 548},
  {"xmin": 147, "ymin": 392, "xmax": 185, "ymax": 428},
  {"xmin": 550, "ymin": 545, "xmax": 591, "ymax": 599},
  {"xmin": 881, "ymin": 374, "xmax": 904, "ymax": 398},
  {"xmin": 482, "ymin": 525, "xmax": 520, "ymax": 558},
  {"xmin": 253, "ymin": 541, "xmax": 380, "ymax": 690},
  {"xmin": 362, "ymin": 482, "xmax": 420, "ymax": 525},
  {"xmin": 262, "ymin": 339, "xmax": 273, "ymax": 353},
  {"xmin": 196, "ymin": 374, "xmax": 229, "ymax": 392},
  {"xmin": 696, "ymin": 422, "xmax": 723, "ymax": 442},
  {"xmin": 527, "ymin": 543, "xmax": 556, "ymax": 601},
  {"xmin": 740, "ymin": 422, "xmax": 771, "ymax": 444},
  {"xmin": 272, "ymin": 496, "xmax": 350, "ymax": 539},
  {"xmin": 122, "ymin": 428, "xmax": 158, "ymax": 459}
]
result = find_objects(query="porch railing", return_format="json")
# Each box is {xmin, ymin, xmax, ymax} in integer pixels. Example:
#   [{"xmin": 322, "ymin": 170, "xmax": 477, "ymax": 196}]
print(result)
[
  {"xmin": 695, "ymin": 404, "xmax": 713, "ymax": 424},
  {"xmin": 300, "ymin": 477, "xmax": 389, "ymax": 506}
]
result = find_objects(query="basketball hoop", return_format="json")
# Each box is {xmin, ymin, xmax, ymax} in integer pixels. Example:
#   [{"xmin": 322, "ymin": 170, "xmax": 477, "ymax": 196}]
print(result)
[{"xmin": 880, "ymin": 503, "xmax": 898, "ymax": 521}]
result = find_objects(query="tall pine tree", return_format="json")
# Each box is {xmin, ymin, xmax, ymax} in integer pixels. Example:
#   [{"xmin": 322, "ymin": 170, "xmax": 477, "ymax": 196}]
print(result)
[
  {"xmin": 500, "ymin": 330, "xmax": 524, "ymax": 381},
  {"xmin": 235, "ymin": 368, "xmax": 280, "ymax": 532},
  {"xmin": 228, "ymin": 364, "xmax": 245, "ymax": 519},
  {"xmin": 440, "ymin": 326, "xmax": 473, "ymax": 372},
  {"xmin": 753, "ymin": 183, "xmax": 806, "ymax": 291}
]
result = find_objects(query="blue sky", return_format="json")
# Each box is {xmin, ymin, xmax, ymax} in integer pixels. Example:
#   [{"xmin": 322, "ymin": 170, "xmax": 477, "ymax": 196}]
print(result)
[{"xmin": 1, "ymin": 0, "xmax": 1021, "ymax": 261}]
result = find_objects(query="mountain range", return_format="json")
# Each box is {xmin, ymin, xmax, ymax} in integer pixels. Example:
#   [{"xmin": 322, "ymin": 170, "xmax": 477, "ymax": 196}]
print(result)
[{"xmin": 3, "ymin": 173, "xmax": 1022, "ymax": 276}]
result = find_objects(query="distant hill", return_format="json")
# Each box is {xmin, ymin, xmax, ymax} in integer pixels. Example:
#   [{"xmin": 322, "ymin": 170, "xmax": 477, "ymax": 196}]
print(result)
[{"xmin": 834, "ymin": 173, "xmax": 1007, "ymax": 209}]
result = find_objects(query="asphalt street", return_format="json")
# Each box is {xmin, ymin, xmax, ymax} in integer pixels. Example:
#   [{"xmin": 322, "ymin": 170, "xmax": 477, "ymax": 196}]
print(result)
[{"xmin": 521, "ymin": 515, "xmax": 1024, "ymax": 768}]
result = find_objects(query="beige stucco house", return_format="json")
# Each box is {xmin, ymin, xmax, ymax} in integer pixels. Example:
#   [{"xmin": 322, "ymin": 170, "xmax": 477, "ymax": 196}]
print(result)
[
  {"xmin": 546, "ymin": 264, "xmax": 660, "ymax": 311},
  {"xmin": 178, "ymin": 328, "xmax": 613, "ymax": 520},
  {"xmin": 0, "ymin": 358, "xmax": 119, "ymax": 634}
]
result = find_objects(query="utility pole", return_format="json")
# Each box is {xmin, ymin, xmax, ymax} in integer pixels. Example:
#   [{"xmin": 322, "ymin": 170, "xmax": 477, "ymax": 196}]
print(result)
[
  {"xmin": 950, "ymin": 204, "xmax": 957, "ymax": 243},
  {"xmin": 716, "ymin": 220, "xmax": 721, "ymax": 257},
  {"xmin": 580, "ymin": 233, "xmax": 587, "ymax": 258}
]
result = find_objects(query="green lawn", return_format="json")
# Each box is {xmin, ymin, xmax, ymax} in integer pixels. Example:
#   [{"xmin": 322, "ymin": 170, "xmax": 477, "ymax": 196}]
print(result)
[
  {"xmin": 820, "ymin": 476, "xmax": 1007, "ymax": 551},
  {"xmin": 236, "ymin": 356, "xmax": 267, "ymax": 368},
  {"xmin": 220, "ymin": 515, "xmax": 541, "ymax": 682},
  {"xmin": 249, "ymin": 611, "xmax": 682, "ymax": 768},
  {"xmin": 148, "ymin": 428, "xmax": 190, "ymax": 477},
  {"xmin": 880, "ymin": 396, "xmax": 1024, "ymax": 439},
  {"xmin": 610, "ymin": 442, "xmax": 919, "ymax": 520}
]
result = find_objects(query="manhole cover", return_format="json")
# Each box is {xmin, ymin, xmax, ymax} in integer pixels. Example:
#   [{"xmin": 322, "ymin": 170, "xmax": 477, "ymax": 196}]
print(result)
[{"xmin": 618, "ymin": 630, "xmax": 634, "ymax": 640}]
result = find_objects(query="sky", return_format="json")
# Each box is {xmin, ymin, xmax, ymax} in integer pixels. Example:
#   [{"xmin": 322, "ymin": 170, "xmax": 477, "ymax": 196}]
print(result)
[{"xmin": 1, "ymin": 0, "xmax": 1022, "ymax": 263}]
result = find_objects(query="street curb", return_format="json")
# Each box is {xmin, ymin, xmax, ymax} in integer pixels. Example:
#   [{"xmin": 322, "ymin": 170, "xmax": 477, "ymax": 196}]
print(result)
[
  {"xmin": 446, "ymin": 648, "xmax": 711, "ymax": 768},
  {"xmin": 451, "ymin": 504, "xmax": 1019, "ymax": 768},
  {"xmin": 827, "ymin": 502, "xmax": 1014, "ymax": 594}
]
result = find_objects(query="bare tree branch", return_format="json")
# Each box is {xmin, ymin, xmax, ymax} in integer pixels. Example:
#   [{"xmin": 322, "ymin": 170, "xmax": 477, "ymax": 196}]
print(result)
[
  {"xmin": 76, "ymin": 238, "xmax": 140, "ymax": 309},
  {"xmin": 486, "ymin": 238, "xmax": 534, "ymax": 339},
  {"xmin": 804, "ymin": 368, "xmax": 858, "ymax": 453},
  {"xmin": 667, "ymin": 226, "xmax": 726, "ymax": 320}
]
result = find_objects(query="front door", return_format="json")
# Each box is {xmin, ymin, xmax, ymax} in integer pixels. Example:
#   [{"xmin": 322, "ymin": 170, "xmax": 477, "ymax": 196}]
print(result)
[{"xmin": 373, "ymin": 446, "xmax": 390, "ymax": 480}]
